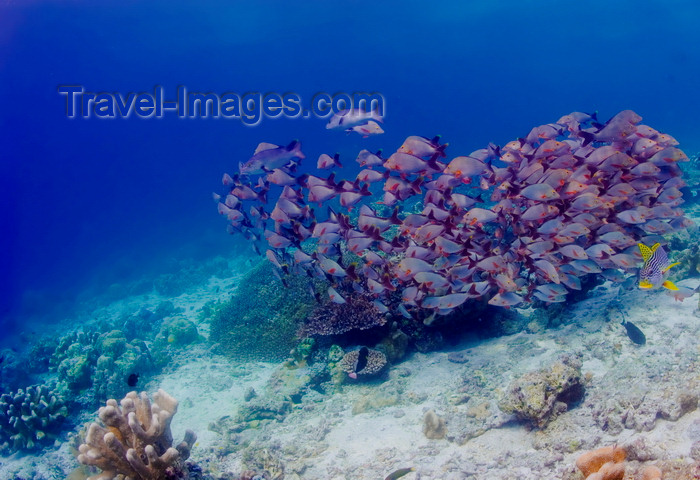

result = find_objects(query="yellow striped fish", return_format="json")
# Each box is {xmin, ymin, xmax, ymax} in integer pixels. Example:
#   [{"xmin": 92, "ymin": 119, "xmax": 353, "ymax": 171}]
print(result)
[{"xmin": 638, "ymin": 242, "xmax": 679, "ymax": 290}]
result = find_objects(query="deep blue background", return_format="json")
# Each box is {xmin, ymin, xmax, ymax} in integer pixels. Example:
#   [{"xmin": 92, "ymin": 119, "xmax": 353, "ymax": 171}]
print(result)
[{"xmin": 1, "ymin": 0, "xmax": 699, "ymax": 330}]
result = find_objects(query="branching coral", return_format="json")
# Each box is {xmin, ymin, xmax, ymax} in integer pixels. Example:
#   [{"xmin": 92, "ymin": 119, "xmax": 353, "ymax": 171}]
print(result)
[
  {"xmin": 77, "ymin": 389, "xmax": 196, "ymax": 480},
  {"xmin": 0, "ymin": 384, "xmax": 68, "ymax": 452}
]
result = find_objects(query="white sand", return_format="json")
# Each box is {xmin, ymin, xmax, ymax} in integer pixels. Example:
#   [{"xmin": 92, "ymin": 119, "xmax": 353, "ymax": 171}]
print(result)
[{"xmin": 2, "ymin": 258, "xmax": 699, "ymax": 480}]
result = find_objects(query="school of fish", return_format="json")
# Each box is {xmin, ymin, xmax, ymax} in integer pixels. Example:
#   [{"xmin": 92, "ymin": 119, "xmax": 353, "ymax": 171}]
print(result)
[{"xmin": 215, "ymin": 110, "xmax": 692, "ymax": 316}]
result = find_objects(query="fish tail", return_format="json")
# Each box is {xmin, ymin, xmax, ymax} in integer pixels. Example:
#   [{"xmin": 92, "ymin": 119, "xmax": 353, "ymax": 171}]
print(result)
[{"xmin": 662, "ymin": 280, "xmax": 679, "ymax": 291}]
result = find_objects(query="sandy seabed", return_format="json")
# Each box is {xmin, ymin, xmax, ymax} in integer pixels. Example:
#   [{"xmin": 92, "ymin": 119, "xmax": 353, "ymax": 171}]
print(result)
[{"xmin": 2, "ymin": 262, "xmax": 700, "ymax": 480}]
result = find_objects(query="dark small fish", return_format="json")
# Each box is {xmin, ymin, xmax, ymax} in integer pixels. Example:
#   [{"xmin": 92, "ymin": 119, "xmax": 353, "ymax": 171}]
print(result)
[
  {"xmin": 384, "ymin": 467, "xmax": 415, "ymax": 480},
  {"xmin": 622, "ymin": 320, "xmax": 646, "ymax": 345},
  {"xmin": 349, "ymin": 347, "xmax": 370, "ymax": 379},
  {"xmin": 127, "ymin": 373, "xmax": 140, "ymax": 387}
]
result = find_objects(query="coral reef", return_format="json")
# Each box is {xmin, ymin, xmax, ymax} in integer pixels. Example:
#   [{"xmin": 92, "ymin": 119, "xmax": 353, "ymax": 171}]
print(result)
[
  {"xmin": 154, "ymin": 317, "xmax": 200, "ymax": 348},
  {"xmin": 300, "ymin": 293, "xmax": 387, "ymax": 337},
  {"xmin": 570, "ymin": 444, "xmax": 698, "ymax": 480},
  {"xmin": 0, "ymin": 384, "xmax": 68, "ymax": 452},
  {"xmin": 45, "ymin": 327, "xmax": 157, "ymax": 404},
  {"xmin": 239, "ymin": 446, "xmax": 285, "ymax": 480},
  {"xmin": 590, "ymin": 363, "xmax": 699, "ymax": 434},
  {"xmin": 77, "ymin": 389, "xmax": 197, "ymax": 480},
  {"xmin": 422, "ymin": 409, "xmax": 447, "ymax": 439},
  {"xmin": 287, "ymin": 337, "xmax": 316, "ymax": 367},
  {"xmin": 498, "ymin": 354, "xmax": 585, "ymax": 428},
  {"xmin": 120, "ymin": 302, "xmax": 182, "ymax": 343},
  {"xmin": 152, "ymin": 316, "xmax": 201, "ymax": 367},
  {"xmin": 209, "ymin": 260, "xmax": 317, "ymax": 361},
  {"xmin": 27, "ymin": 338, "xmax": 60, "ymax": 374},
  {"xmin": 339, "ymin": 348, "xmax": 388, "ymax": 379},
  {"xmin": 48, "ymin": 328, "xmax": 155, "ymax": 403},
  {"xmin": 376, "ymin": 324, "xmax": 410, "ymax": 363},
  {"xmin": 326, "ymin": 344, "xmax": 347, "ymax": 385},
  {"xmin": 575, "ymin": 445, "xmax": 627, "ymax": 479},
  {"xmin": 236, "ymin": 397, "xmax": 292, "ymax": 424},
  {"xmin": 51, "ymin": 330, "xmax": 101, "ymax": 391},
  {"xmin": 92, "ymin": 331, "xmax": 155, "ymax": 402}
]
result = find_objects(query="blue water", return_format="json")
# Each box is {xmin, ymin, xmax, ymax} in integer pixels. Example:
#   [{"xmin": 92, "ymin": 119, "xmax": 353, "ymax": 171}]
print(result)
[{"xmin": 2, "ymin": 0, "xmax": 700, "ymax": 331}]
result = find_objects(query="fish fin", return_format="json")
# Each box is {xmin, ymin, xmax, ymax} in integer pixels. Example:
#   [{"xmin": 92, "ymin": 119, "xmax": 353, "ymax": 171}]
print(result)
[
  {"xmin": 638, "ymin": 280, "xmax": 654, "ymax": 289},
  {"xmin": 389, "ymin": 207, "xmax": 402, "ymax": 225},
  {"xmin": 426, "ymin": 152, "xmax": 441, "ymax": 171},
  {"xmin": 578, "ymin": 130, "xmax": 595, "ymax": 147},
  {"xmin": 663, "ymin": 280, "xmax": 679, "ymax": 291},
  {"xmin": 327, "ymin": 172, "xmax": 336, "ymax": 187},
  {"xmin": 662, "ymin": 261, "xmax": 680, "ymax": 273},
  {"xmin": 638, "ymin": 243, "xmax": 654, "ymax": 263},
  {"xmin": 254, "ymin": 142, "xmax": 279, "ymax": 154}
]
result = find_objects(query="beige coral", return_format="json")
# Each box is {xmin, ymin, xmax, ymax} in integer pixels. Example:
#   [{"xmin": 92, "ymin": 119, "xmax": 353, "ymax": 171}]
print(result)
[
  {"xmin": 422, "ymin": 409, "xmax": 446, "ymax": 439},
  {"xmin": 77, "ymin": 389, "xmax": 196, "ymax": 480},
  {"xmin": 576, "ymin": 445, "xmax": 627, "ymax": 480},
  {"xmin": 640, "ymin": 465, "xmax": 662, "ymax": 480}
]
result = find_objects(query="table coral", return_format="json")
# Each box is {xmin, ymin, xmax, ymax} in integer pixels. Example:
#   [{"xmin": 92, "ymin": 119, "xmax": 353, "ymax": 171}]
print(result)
[
  {"xmin": 300, "ymin": 293, "xmax": 387, "ymax": 337},
  {"xmin": 77, "ymin": 389, "xmax": 196, "ymax": 480}
]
